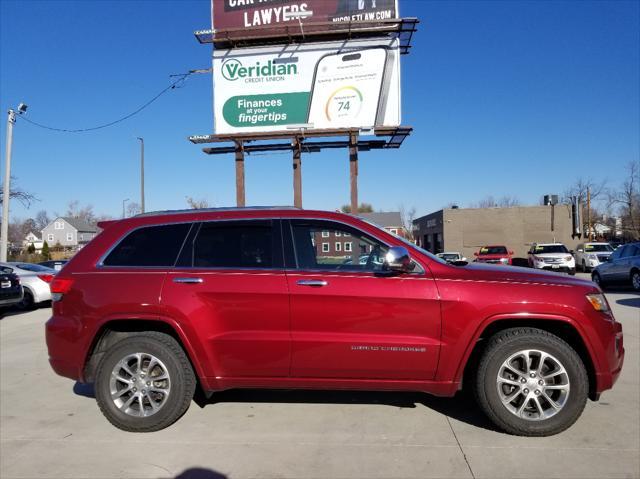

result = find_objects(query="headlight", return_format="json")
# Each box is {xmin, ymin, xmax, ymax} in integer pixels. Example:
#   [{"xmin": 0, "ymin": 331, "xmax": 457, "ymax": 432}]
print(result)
[
  {"xmin": 499, "ymin": 258, "xmax": 509, "ymax": 264},
  {"xmin": 588, "ymin": 254, "xmax": 598, "ymax": 260},
  {"xmin": 564, "ymin": 256, "xmax": 573, "ymax": 262},
  {"xmin": 586, "ymin": 293, "xmax": 610, "ymax": 312}
]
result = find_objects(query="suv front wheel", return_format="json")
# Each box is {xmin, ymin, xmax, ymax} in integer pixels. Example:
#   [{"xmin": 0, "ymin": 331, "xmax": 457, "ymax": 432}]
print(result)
[
  {"xmin": 475, "ymin": 327, "xmax": 588, "ymax": 436},
  {"xmin": 95, "ymin": 331, "xmax": 196, "ymax": 432}
]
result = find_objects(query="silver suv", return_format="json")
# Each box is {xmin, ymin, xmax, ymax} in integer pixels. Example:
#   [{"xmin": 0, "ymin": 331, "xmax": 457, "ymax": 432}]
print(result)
[
  {"xmin": 574, "ymin": 242, "xmax": 614, "ymax": 272},
  {"xmin": 592, "ymin": 242, "xmax": 640, "ymax": 291}
]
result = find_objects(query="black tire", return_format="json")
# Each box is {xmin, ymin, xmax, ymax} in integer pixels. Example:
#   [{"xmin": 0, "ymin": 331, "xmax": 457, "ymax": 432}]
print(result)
[
  {"xmin": 592, "ymin": 272, "xmax": 606, "ymax": 290},
  {"xmin": 568, "ymin": 268, "xmax": 576, "ymax": 276},
  {"xmin": 582, "ymin": 261, "xmax": 589, "ymax": 273},
  {"xmin": 631, "ymin": 269, "xmax": 640, "ymax": 292},
  {"xmin": 94, "ymin": 331, "xmax": 196, "ymax": 432},
  {"xmin": 474, "ymin": 327, "xmax": 588, "ymax": 436},
  {"xmin": 15, "ymin": 290, "xmax": 35, "ymax": 311}
]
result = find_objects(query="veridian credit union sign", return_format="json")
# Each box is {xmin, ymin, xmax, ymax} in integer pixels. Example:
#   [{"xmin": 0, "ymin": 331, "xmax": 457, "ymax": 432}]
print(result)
[
  {"xmin": 212, "ymin": 0, "xmax": 398, "ymax": 35},
  {"xmin": 213, "ymin": 38, "xmax": 401, "ymax": 134}
]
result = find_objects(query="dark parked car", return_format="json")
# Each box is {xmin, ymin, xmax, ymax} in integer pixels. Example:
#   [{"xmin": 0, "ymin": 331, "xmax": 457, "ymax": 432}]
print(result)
[
  {"xmin": 0, "ymin": 266, "xmax": 23, "ymax": 310},
  {"xmin": 46, "ymin": 208, "xmax": 624, "ymax": 435},
  {"xmin": 592, "ymin": 242, "xmax": 640, "ymax": 291}
]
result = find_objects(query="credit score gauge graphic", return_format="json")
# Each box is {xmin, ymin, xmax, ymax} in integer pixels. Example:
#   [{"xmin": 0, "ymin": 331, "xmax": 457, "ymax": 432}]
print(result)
[{"xmin": 308, "ymin": 48, "xmax": 393, "ymax": 129}]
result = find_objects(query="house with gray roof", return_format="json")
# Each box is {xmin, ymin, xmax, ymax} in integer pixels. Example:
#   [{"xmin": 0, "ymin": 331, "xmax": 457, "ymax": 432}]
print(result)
[
  {"xmin": 359, "ymin": 212, "xmax": 408, "ymax": 238},
  {"xmin": 41, "ymin": 217, "xmax": 98, "ymax": 249}
]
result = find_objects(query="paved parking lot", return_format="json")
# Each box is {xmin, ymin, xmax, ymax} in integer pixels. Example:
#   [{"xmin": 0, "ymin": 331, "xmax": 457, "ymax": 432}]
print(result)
[{"xmin": 1, "ymin": 274, "xmax": 638, "ymax": 479}]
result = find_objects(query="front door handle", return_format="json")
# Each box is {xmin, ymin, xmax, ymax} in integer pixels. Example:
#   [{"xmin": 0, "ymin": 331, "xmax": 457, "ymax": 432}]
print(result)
[
  {"xmin": 297, "ymin": 279, "xmax": 328, "ymax": 287},
  {"xmin": 173, "ymin": 277, "xmax": 203, "ymax": 284}
]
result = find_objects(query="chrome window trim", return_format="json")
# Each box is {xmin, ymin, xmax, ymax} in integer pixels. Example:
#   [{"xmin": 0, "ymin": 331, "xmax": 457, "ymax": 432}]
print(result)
[{"xmin": 95, "ymin": 214, "xmax": 429, "ymax": 274}]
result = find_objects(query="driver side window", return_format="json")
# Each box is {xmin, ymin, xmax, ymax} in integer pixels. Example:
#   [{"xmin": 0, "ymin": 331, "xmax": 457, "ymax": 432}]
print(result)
[{"xmin": 290, "ymin": 220, "xmax": 388, "ymax": 272}]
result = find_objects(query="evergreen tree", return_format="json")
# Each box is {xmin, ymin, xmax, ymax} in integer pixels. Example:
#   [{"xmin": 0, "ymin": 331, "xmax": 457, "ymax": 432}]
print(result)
[{"xmin": 41, "ymin": 241, "xmax": 51, "ymax": 261}]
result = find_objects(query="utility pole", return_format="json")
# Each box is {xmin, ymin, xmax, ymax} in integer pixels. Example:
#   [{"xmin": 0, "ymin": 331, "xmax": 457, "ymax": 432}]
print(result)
[
  {"xmin": 122, "ymin": 198, "xmax": 129, "ymax": 219},
  {"xmin": 587, "ymin": 187, "xmax": 591, "ymax": 241},
  {"xmin": 1, "ymin": 109, "xmax": 16, "ymax": 262},
  {"xmin": 137, "ymin": 137, "xmax": 145, "ymax": 213}
]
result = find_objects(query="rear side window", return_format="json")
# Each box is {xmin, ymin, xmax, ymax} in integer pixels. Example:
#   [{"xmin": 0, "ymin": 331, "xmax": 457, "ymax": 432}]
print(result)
[
  {"xmin": 102, "ymin": 223, "xmax": 192, "ymax": 267},
  {"xmin": 189, "ymin": 221, "xmax": 274, "ymax": 268}
]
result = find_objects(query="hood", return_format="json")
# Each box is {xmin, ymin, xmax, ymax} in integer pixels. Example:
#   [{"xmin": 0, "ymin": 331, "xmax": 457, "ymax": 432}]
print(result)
[
  {"xmin": 476, "ymin": 253, "xmax": 510, "ymax": 259},
  {"xmin": 459, "ymin": 262, "xmax": 593, "ymax": 288},
  {"xmin": 530, "ymin": 252, "xmax": 572, "ymax": 258}
]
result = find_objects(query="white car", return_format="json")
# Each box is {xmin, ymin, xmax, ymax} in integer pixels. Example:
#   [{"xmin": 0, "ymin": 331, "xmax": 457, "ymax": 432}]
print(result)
[
  {"xmin": 0, "ymin": 262, "xmax": 55, "ymax": 310},
  {"xmin": 573, "ymin": 242, "xmax": 614, "ymax": 272},
  {"xmin": 527, "ymin": 243, "xmax": 576, "ymax": 275},
  {"xmin": 437, "ymin": 252, "xmax": 467, "ymax": 264}
]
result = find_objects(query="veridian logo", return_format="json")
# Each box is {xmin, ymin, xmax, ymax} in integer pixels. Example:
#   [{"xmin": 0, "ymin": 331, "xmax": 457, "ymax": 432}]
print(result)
[{"xmin": 221, "ymin": 58, "xmax": 298, "ymax": 81}]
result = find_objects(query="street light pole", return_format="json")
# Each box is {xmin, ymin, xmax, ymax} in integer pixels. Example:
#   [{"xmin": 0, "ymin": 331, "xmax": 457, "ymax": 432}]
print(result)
[
  {"xmin": 1, "ymin": 109, "xmax": 17, "ymax": 262},
  {"xmin": 137, "ymin": 137, "xmax": 145, "ymax": 213},
  {"xmin": 122, "ymin": 198, "xmax": 129, "ymax": 219}
]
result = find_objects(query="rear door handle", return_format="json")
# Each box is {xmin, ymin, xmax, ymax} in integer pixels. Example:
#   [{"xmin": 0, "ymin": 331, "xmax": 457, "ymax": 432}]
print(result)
[
  {"xmin": 173, "ymin": 277, "xmax": 203, "ymax": 284},
  {"xmin": 296, "ymin": 279, "xmax": 328, "ymax": 287}
]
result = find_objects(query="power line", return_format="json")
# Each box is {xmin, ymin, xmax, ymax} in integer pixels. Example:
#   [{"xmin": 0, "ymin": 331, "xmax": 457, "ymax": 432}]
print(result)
[{"xmin": 16, "ymin": 72, "xmax": 193, "ymax": 133}]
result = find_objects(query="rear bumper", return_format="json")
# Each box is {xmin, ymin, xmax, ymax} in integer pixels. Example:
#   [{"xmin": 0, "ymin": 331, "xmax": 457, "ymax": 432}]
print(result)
[
  {"xmin": 45, "ymin": 314, "xmax": 87, "ymax": 382},
  {"xmin": 0, "ymin": 289, "xmax": 23, "ymax": 306}
]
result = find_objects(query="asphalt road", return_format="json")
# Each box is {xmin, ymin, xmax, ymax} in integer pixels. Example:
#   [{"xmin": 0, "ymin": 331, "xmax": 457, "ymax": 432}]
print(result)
[{"xmin": 1, "ymin": 275, "xmax": 638, "ymax": 479}]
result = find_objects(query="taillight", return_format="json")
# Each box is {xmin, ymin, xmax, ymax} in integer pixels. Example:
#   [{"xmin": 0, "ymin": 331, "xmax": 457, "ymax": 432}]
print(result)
[
  {"xmin": 50, "ymin": 278, "xmax": 73, "ymax": 301},
  {"xmin": 37, "ymin": 274, "xmax": 54, "ymax": 283}
]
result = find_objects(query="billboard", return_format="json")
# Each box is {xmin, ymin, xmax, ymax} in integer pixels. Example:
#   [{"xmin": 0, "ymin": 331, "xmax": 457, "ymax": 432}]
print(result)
[
  {"xmin": 212, "ymin": 0, "xmax": 398, "ymax": 36},
  {"xmin": 213, "ymin": 37, "xmax": 401, "ymax": 134}
]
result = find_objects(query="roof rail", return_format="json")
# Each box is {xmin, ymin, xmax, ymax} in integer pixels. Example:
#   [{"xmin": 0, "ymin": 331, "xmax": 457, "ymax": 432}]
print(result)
[{"xmin": 134, "ymin": 206, "xmax": 301, "ymax": 218}]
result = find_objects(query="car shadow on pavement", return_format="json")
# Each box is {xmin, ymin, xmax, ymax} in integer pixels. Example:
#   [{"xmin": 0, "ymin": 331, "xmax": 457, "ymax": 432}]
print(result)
[
  {"xmin": 195, "ymin": 388, "xmax": 500, "ymax": 432},
  {"xmin": 617, "ymin": 297, "xmax": 640, "ymax": 308},
  {"xmin": 73, "ymin": 382, "xmax": 95, "ymax": 398},
  {"xmin": 174, "ymin": 468, "xmax": 227, "ymax": 479}
]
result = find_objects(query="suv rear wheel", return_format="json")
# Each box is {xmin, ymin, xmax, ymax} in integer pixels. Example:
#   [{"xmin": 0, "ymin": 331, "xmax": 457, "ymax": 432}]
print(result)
[
  {"xmin": 94, "ymin": 331, "xmax": 196, "ymax": 432},
  {"xmin": 475, "ymin": 327, "xmax": 588, "ymax": 436}
]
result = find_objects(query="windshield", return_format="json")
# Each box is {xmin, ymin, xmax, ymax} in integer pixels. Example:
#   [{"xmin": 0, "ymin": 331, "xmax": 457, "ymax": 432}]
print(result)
[
  {"xmin": 584, "ymin": 244, "xmax": 613, "ymax": 252},
  {"xmin": 533, "ymin": 245, "xmax": 569, "ymax": 254},
  {"xmin": 479, "ymin": 246, "xmax": 507, "ymax": 255}
]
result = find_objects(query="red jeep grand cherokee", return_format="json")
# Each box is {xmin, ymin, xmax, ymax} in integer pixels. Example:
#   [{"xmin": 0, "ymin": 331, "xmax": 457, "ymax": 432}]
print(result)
[{"xmin": 46, "ymin": 208, "xmax": 624, "ymax": 435}]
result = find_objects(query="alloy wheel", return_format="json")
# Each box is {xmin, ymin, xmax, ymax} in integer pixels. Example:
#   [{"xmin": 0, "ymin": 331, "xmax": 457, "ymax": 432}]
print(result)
[
  {"xmin": 496, "ymin": 349, "xmax": 570, "ymax": 421},
  {"xmin": 109, "ymin": 352, "xmax": 171, "ymax": 417}
]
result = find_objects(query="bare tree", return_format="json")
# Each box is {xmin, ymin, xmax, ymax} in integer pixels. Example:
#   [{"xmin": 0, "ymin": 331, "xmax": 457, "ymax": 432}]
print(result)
[
  {"xmin": 186, "ymin": 196, "xmax": 211, "ymax": 209},
  {"xmin": 563, "ymin": 177, "xmax": 607, "ymax": 205},
  {"xmin": 34, "ymin": 210, "xmax": 50, "ymax": 232},
  {"xmin": 608, "ymin": 161, "xmax": 640, "ymax": 240},
  {"xmin": 126, "ymin": 202, "xmax": 141, "ymax": 217},
  {"xmin": 65, "ymin": 201, "xmax": 96, "ymax": 224},
  {"xmin": 0, "ymin": 177, "xmax": 38, "ymax": 208},
  {"xmin": 399, "ymin": 205, "xmax": 417, "ymax": 241},
  {"xmin": 497, "ymin": 196, "xmax": 521, "ymax": 207}
]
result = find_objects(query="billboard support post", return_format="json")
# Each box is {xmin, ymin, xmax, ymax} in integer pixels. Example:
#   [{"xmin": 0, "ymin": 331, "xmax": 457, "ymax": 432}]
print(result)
[
  {"xmin": 292, "ymin": 138, "xmax": 302, "ymax": 208},
  {"xmin": 349, "ymin": 132, "xmax": 358, "ymax": 214},
  {"xmin": 234, "ymin": 141, "xmax": 245, "ymax": 207}
]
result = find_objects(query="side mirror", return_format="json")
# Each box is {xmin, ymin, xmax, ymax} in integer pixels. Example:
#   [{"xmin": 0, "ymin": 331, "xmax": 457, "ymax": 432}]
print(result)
[
  {"xmin": 569, "ymin": 250, "xmax": 574, "ymax": 254},
  {"xmin": 473, "ymin": 252, "xmax": 479, "ymax": 256},
  {"xmin": 383, "ymin": 246, "xmax": 415, "ymax": 273},
  {"xmin": 508, "ymin": 250, "xmax": 514, "ymax": 255},
  {"xmin": 577, "ymin": 249, "xmax": 583, "ymax": 252}
]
